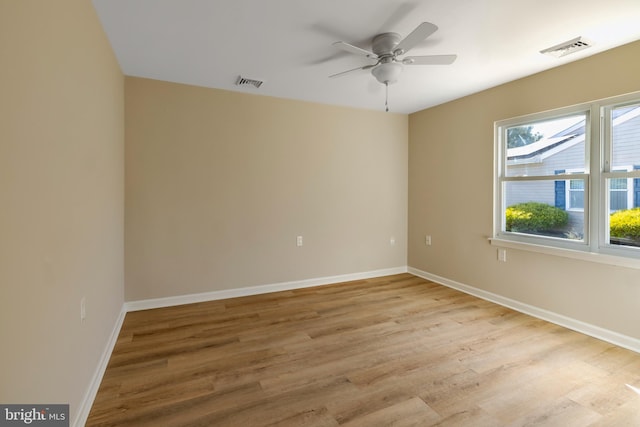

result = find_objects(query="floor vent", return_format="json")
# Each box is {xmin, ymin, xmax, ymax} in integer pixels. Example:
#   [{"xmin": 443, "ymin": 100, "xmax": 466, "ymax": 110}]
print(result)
[
  {"xmin": 236, "ymin": 76, "xmax": 264, "ymax": 88},
  {"xmin": 540, "ymin": 37, "xmax": 592, "ymax": 58}
]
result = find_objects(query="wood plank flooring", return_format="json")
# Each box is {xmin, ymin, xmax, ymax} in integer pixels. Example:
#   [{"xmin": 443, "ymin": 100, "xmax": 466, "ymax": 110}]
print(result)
[{"xmin": 87, "ymin": 274, "xmax": 640, "ymax": 426}]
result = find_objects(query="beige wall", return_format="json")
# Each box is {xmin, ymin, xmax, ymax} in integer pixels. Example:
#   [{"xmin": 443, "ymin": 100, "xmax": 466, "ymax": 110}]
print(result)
[
  {"xmin": 0, "ymin": 0, "xmax": 124, "ymax": 422},
  {"xmin": 125, "ymin": 77, "xmax": 408, "ymax": 301},
  {"xmin": 409, "ymin": 40, "xmax": 640, "ymax": 339},
  {"xmin": 2, "ymin": 0, "xmax": 637, "ymax": 418}
]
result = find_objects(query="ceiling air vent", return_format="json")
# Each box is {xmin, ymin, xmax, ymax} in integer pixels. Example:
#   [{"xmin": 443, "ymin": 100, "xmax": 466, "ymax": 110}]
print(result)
[
  {"xmin": 235, "ymin": 76, "xmax": 264, "ymax": 89},
  {"xmin": 540, "ymin": 37, "xmax": 592, "ymax": 58}
]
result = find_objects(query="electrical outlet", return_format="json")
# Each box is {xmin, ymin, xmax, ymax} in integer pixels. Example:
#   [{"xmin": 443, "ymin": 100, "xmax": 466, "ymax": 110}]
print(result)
[
  {"xmin": 296, "ymin": 236, "xmax": 303, "ymax": 247},
  {"xmin": 80, "ymin": 297, "xmax": 86, "ymax": 321},
  {"xmin": 425, "ymin": 235, "xmax": 432, "ymax": 246},
  {"xmin": 390, "ymin": 237, "xmax": 396, "ymax": 246}
]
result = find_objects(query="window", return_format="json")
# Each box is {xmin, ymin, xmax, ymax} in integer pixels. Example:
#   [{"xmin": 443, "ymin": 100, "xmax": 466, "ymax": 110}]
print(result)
[
  {"xmin": 498, "ymin": 109, "xmax": 589, "ymax": 244},
  {"xmin": 494, "ymin": 93, "xmax": 640, "ymax": 260}
]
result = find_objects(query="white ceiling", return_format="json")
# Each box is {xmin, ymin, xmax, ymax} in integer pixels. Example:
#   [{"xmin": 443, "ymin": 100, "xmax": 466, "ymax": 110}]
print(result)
[{"xmin": 92, "ymin": 0, "xmax": 640, "ymax": 114}]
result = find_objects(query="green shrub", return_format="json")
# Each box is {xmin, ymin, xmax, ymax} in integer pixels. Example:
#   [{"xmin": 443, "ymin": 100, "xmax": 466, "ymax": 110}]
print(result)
[
  {"xmin": 610, "ymin": 207, "xmax": 640, "ymax": 240},
  {"xmin": 505, "ymin": 202, "xmax": 568, "ymax": 232}
]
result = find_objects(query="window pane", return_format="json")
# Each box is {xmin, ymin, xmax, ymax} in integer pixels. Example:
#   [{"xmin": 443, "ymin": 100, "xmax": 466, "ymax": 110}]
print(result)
[
  {"xmin": 611, "ymin": 104, "xmax": 640, "ymax": 169},
  {"xmin": 506, "ymin": 114, "xmax": 587, "ymax": 177},
  {"xmin": 504, "ymin": 181, "xmax": 584, "ymax": 240}
]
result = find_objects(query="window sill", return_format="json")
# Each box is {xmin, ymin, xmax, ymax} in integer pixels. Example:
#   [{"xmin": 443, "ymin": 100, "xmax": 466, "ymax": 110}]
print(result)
[{"xmin": 489, "ymin": 237, "xmax": 640, "ymax": 270}]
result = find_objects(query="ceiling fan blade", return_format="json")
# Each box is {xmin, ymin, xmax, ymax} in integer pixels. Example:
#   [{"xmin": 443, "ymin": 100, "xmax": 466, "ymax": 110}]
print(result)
[
  {"xmin": 403, "ymin": 54, "xmax": 457, "ymax": 65},
  {"xmin": 332, "ymin": 41, "xmax": 377, "ymax": 59},
  {"xmin": 394, "ymin": 22, "xmax": 438, "ymax": 55},
  {"xmin": 329, "ymin": 64, "xmax": 376, "ymax": 79}
]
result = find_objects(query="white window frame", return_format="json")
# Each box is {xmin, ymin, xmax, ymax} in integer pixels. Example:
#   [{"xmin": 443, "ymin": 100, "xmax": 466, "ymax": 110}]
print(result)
[
  {"xmin": 494, "ymin": 103, "xmax": 592, "ymax": 251},
  {"xmin": 493, "ymin": 91, "xmax": 640, "ymax": 268}
]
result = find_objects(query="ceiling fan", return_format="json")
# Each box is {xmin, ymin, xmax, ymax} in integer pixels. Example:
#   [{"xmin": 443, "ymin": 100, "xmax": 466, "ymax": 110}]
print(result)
[{"xmin": 329, "ymin": 22, "xmax": 457, "ymax": 111}]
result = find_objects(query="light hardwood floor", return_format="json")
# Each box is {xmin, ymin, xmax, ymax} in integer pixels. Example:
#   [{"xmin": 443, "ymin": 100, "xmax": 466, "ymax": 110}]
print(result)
[{"xmin": 87, "ymin": 274, "xmax": 640, "ymax": 426}]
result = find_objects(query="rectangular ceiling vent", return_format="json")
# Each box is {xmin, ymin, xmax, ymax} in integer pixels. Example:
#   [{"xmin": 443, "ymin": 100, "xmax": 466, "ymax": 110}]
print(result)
[
  {"xmin": 540, "ymin": 36, "xmax": 592, "ymax": 58},
  {"xmin": 236, "ymin": 76, "xmax": 264, "ymax": 89}
]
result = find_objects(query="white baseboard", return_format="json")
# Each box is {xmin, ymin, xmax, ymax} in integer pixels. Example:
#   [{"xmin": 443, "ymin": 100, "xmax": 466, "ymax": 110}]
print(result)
[
  {"xmin": 407, "ymin": 266, "xmax": 640, "ymax": 354},
  {"xmin": 73, "ymin": 306, "xmax": 127, "ymax": 427},
  {"xmin": 124, "ymin": 266, "xmax": 408, "ymax": 312}
]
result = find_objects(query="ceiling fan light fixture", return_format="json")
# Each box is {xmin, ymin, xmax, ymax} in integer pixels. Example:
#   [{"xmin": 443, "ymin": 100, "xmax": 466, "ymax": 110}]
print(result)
[{"xmin": 371, "ymin": 61, "xmax": 404, "ymax": 84}]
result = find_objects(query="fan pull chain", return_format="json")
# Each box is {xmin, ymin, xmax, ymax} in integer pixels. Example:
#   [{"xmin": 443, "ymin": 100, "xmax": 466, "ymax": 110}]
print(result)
[{"xmin": 385, "ymin": 82, "xmax": 389, "ymax": 112}]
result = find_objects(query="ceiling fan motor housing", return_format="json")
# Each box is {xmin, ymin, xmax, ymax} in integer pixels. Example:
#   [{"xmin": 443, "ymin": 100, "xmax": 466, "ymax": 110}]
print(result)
[{"xmin": 372, "ymin": 32, "xmax": 402, "ymax": 55}]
